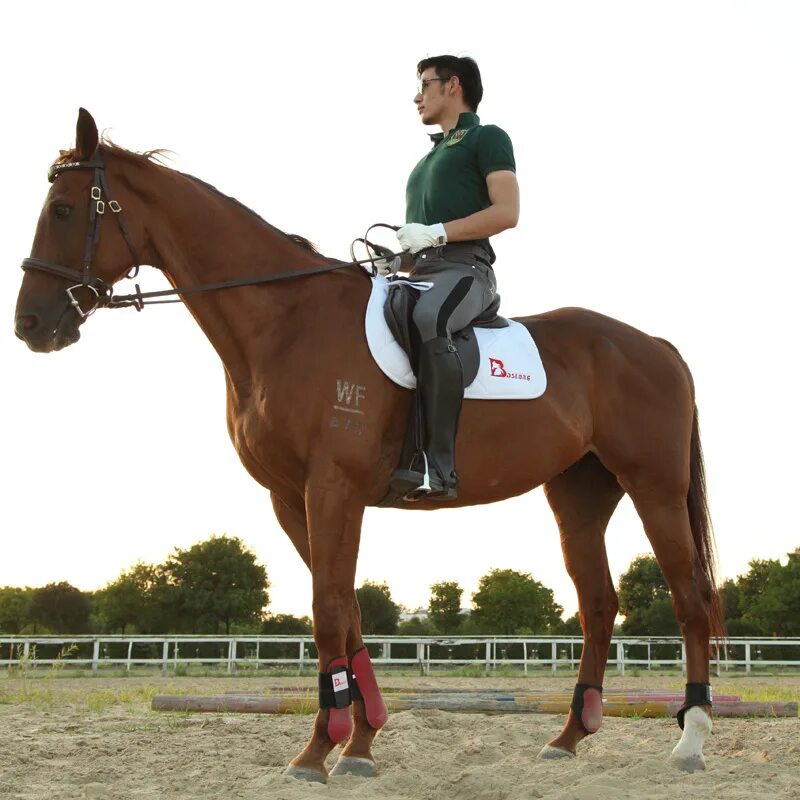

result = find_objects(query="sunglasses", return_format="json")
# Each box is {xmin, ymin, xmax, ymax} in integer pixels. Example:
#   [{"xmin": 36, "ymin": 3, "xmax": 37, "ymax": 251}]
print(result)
[{"xmin": 417, "ymin": 77, "xmax": 448, "ymax": 94}]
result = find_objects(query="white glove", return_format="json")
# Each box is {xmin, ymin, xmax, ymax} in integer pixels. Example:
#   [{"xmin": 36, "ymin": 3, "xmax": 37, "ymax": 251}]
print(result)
[
  {"xmin": 396, "ymin": 222, "xmax": 448, "ymax": 255},
  {"xmin": 375, "ymin": 255, "xmax": 402, "ymax": 277}
]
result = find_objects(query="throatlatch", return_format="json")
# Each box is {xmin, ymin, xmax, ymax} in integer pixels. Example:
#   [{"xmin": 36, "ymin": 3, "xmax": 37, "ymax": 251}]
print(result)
[
  {"xmin": 571, "ymin": 683, "xmax": 604, "ymax": 733},
  {"xmin": 676, "ymin": 683, "xmax": 712, "ymax": 730}
]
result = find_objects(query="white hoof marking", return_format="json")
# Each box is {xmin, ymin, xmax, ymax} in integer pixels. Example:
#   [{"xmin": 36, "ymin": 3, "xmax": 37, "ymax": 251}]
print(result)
[
  {"xmin": 538, "ymin": 745, "xmax": 575, "ymax": 760},
  {"xmin": 670, "ymin": 706, "xmax": 712, "ymax": 772}
]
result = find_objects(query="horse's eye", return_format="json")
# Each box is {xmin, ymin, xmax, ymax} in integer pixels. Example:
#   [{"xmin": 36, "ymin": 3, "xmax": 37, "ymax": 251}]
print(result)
[{"xmin": 54, "ymin": 204, "xmax": 72, "ymax": 219}]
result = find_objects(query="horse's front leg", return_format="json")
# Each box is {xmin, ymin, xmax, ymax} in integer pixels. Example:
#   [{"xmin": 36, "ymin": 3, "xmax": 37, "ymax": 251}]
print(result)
[
  {"xmin": 328, "ymin": 596, "xmax": 389, "ymax": 777},
  {"xmin": 282, "ymin": 482, "xmax": 386, "ymax": 784},
  {"xmin": 271, "ymin": 493, "xmax": 387, "ymax": 781}
]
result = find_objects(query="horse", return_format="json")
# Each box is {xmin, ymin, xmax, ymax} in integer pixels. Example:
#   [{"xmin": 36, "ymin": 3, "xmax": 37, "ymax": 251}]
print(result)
[{"xmin": 14, "ymin": 109, "xmax": 724, "ymax": 781}]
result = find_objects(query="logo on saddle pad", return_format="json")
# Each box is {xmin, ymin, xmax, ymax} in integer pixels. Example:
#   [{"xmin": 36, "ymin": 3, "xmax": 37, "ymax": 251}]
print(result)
[{"xmin": 489, "ymin": 357, "xmax": 531, "ymax": 382}]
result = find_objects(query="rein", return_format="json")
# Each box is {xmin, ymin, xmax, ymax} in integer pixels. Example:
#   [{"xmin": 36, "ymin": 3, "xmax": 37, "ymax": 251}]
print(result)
[{"xmin": 21, "ymin": 148, "xmax": 401, "ymax": 314}]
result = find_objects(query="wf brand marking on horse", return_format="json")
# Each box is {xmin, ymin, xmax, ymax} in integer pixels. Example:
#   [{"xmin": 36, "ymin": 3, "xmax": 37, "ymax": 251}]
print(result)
[
  {"xmin": 330, "ymin": 379, "xmax": 367, "ymax": 435},
  {"xmin": 489, "ymin": 357, "xmax": 532, "ymax": 382},
  {"xmin": 334, "ymin": 380, "xmax": 366, "ymax": 414}
]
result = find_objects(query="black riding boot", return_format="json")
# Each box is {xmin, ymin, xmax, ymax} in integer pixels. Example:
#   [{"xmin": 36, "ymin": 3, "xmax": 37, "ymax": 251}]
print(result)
[{"xmin": 414, "ymin": 336, "xmax": 464, "ymax": 500}]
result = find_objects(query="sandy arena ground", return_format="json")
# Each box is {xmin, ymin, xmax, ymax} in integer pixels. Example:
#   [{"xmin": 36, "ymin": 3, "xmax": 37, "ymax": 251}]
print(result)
[{"xmin": 0, "ymin": 673, "xmax": 798, "ymax": 799}]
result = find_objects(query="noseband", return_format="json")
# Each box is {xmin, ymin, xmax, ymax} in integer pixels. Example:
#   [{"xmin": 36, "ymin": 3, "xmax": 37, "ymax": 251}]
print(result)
[{"xmin": 21, "ymin": 149, "xmax": 141, "ymax": 317}]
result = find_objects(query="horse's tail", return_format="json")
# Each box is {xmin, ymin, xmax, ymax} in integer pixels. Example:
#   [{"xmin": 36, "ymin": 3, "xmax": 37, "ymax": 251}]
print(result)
[
  {"xmin": 657, "ymin": 338, "xmax": 727, "ymax": 644},
  {"xmin": 687, "ymin": 405, "xmax": 727, "ymax": 643}
]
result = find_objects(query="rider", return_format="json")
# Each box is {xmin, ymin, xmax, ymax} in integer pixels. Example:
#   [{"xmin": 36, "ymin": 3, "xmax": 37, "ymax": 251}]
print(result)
[{"xmin": 385, "ymin": 55, "xmax": 519, "ymax": 500}]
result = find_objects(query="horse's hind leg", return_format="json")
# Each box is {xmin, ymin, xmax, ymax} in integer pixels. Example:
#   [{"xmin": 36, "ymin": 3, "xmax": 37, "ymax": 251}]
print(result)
[
  {"xmin": 623, "ymin": 483, "xmax": 715, "ymax": 771},
  {"xmin": 539, "ymin": 453, "xmax": 624, "ymax": 759}
]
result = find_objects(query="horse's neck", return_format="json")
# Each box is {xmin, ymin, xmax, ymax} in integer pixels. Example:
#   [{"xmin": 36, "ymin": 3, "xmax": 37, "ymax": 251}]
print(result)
[{"xmin": 134, "ymin": 161, "xmax": 350, "ymax": 391}]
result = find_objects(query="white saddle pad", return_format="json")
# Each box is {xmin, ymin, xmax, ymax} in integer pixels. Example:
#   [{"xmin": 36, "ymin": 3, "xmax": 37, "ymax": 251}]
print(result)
[{"xmin": 365, "ymin": 275, "xmax": 547, "ymax": 400}]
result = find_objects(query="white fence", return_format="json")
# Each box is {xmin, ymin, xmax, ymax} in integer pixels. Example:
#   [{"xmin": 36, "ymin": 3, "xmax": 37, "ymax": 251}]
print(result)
[{"xmin": 2, "ymin": 635, "xmax": 799, "ymax": 676}]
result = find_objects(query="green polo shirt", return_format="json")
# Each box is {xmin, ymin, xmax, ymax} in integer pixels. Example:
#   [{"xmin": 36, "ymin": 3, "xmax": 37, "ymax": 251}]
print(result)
[{"xmin": 405, "ymin": 112, "xmax": 516, "ymax": 263}]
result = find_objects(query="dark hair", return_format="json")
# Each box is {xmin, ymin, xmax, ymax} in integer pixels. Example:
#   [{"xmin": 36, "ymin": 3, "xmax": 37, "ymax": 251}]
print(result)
[{"xmin": 417, "ymin": 55, "xmax": 483, "ymax": 111}]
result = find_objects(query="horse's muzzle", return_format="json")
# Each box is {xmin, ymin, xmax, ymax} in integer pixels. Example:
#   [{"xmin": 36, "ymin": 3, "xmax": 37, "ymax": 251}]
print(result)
[{"xmin": 15, "ymin": 306, "xmax": 81, "ymax": 352}]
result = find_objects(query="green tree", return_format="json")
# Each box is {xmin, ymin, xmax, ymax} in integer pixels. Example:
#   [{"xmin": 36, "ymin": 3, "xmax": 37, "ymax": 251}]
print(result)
[
  {"xmin": 93, "ymin": 563, "xmax": 170, "ymax": 634},
  {"xmin": 734, "ymin": 558, "xmax": 783, "ymax": 634},
  {"xmin": 428, "ymin": 581, "xmax": 463, "ymax": 634},
  {"xmin": 164, "ymin": 535, "xmax": 269, "ymax": 634},
  {"xmin": 356, "ymin": 581, "xmax": 400, "ymax": 635},
  {"xmin": 719, "ymin": 578, "xmax": 762, "ymax": 636},
  {"xmin": 747, "ymin": 550, "xmax": 800, "ymax": 636},
  {"xmin": 737, "ymin": 558, "xmax": 782, "ymax": 610},
  {"xmin": 617, "ymin": 555, "xmax": 679, "ymax": 635},
  {"xmin": 553, "ymin": 612, "xmax": 583, "ymax": 636},
  {"xmin": 27, "ymin": 582, "xmax": 91, "ymax": 634},
  {"xmin": 471, "ymin": 569, "xmax": 563, "ymax": 635},
  {"xmin": 262, "ymin": 614, "xmax": 312, "ymax": 634},
  {"xmin": 0, "ymin": 587, "xmax": 33, "ymax": 634},
  {"xmin": 397, "ymin": 616, "xmax": 436, "ymax": 635}
]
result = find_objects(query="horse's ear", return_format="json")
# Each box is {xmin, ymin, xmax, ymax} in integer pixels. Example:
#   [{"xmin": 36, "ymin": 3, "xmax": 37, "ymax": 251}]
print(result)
[{"xmin": 75, "ymin": 108, "xmax": 98, "ymax": 159}]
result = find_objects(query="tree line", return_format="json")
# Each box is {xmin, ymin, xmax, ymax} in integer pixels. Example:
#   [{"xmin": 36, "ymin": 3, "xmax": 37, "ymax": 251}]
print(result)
[{"xmin": 1, "ymin": 535, "xmax": 797, "ymax": 637}]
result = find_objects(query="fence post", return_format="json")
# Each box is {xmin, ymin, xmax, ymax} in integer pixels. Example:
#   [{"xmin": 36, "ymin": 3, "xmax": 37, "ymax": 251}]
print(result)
[
  {"xmin": 485, "ymin": 641, "xmax": 491, "ymax": 676},
  {"xmin": 298, "ymin": 639, "xmax": 305, "ymax": 676},
  {"xmin": 551, "ymin": 641, "xmax": 557, "ymax": 676},
  {"xmin": 92, "ymin": 639, "xmax": 100, "ymax": 675},
  {"xmin": 745, "ymin": 642, "xmax": 751, "ymax": 675},
  {"xmin": 681, "ymin": 642, "xmax": 686, "ymax": 676},
  {"xmin": 228, "ymin": 640, "xmax": 237, "ymax": 675},
  {"xmin": 161, "ymin": 640, "xmax": 169, "ymax": 676},
  {"xmin": 126, "ymin": 640, "xmax": 133, "ymax": 673},
  {"xmin": 523, "ymin": 641, "xmax": 528, "ymax": 676},
  {"xmin": 616, "ymin": 641, "xmax": 625, "ymax": 676}
]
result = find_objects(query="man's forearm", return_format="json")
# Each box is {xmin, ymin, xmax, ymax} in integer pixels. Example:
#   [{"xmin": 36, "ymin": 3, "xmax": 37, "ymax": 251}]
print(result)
[{"xmin": 443, "ymin": 204, "xmax": 518, "ymax": 242}]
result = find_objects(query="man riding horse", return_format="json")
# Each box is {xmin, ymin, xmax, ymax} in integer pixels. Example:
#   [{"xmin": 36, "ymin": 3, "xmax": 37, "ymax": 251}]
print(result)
[{"xmin": 384, "ymin": 55, "xmax": 520, "ymax": 500}]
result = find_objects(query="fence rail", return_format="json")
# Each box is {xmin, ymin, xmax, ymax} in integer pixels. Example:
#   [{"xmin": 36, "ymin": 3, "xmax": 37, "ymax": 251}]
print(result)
[{"xmin": 2, "ymin": 635, "xmax": 799, "ymax": 676}]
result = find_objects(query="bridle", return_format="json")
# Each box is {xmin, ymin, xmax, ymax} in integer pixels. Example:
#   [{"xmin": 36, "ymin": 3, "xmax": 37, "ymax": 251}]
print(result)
[
  {"xmin": 21, "ymin": 147, "xmax": 401, "ymax": 317},
  {"xmin": 21, "ymin": 149, "xmax": 142, "ymax": 317}
]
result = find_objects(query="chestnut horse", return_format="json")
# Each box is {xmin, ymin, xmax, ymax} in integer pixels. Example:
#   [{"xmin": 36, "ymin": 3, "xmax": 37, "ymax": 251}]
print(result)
[{"xmin": 15, "ymin": 110, "xmax": 724, "ymax": 780}]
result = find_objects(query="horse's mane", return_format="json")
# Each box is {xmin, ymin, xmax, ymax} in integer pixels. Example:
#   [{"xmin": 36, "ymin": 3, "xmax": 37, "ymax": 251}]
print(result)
[{"xmin": 57, "ymin": 139, "xmax": 322, "ymax": 255}]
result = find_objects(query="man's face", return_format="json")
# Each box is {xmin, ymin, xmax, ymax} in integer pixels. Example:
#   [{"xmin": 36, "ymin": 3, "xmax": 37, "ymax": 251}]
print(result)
[{"xmin": 414, "ymin": 67, "xmax": 452, "ymax": 126}]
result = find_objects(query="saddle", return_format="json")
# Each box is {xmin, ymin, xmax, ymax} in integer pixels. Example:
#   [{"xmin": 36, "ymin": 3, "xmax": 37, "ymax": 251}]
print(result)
[
  {"xmin": 378, "ymin": 280, "xmax": 508, "ymax": 508},
  {"xmin": 383, "ymin": 279, "xmax": 508, "ymax": 383}
]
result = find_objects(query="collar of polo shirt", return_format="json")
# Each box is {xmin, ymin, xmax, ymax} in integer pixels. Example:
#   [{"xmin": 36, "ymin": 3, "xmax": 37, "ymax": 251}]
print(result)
[{"xmin": 429, "ymin": 112, "xmax": 481, "ymax": 144}]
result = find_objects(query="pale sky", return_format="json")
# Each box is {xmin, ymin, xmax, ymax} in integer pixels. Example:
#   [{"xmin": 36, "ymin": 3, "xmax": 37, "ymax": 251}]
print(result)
[{"xmin": 2, "ymin": 1, "xmax": 799, "ymax": 621}]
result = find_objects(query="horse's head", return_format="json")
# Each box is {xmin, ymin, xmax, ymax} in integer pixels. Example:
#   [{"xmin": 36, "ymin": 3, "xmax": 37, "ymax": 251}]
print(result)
[{"xmin": 15, "ymin": 108, "xmax": 143, "ymax": 352}]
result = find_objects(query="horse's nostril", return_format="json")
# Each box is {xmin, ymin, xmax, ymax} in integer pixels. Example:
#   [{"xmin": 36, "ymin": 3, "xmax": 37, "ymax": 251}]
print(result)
[{"xmin": 15, "ymin": 314, "xmax": 40, "ymax": 337}]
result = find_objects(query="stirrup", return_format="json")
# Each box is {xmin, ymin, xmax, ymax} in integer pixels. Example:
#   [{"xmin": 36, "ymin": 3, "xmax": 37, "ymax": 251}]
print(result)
[{"xmin": 403, "ymin": 453, "xmax": 458, "ymax": 502}]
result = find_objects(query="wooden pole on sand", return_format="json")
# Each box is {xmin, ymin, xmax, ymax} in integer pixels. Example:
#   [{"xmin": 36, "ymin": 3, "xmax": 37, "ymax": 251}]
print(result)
[{"xmin": 152, "ymin": 692, "xmax": 798, "ymax": 719}]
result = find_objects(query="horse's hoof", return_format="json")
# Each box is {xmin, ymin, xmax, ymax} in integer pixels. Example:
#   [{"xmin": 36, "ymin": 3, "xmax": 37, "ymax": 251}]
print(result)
[
  {"xmin": 669, "ymin": 750, "xmax": 706, "ymax": 773},
  {"xmin": 538, "ymin": 745, "xmax": 575, "ymax": 760},
  {"xmin": 284, "ymin": 764, "xmax": 328, "ymax": 783},
  {"xmin": 330, "ymin": 756, "xmax": 378, "ymax": 777}
]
